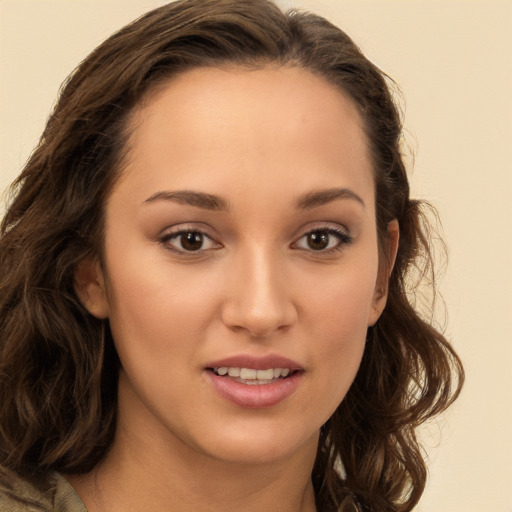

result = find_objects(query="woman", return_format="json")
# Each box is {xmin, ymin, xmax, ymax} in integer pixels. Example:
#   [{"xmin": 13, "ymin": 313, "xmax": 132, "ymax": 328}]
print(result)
[{"xmin": 0, "ymin": 1, "xmax": 463, "ymax": 511}]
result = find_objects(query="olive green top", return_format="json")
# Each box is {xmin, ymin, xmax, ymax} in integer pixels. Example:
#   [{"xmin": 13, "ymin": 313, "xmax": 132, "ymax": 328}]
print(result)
[{"xmin": 0, "ymin": 471, "xmax": 86, "ymax": 512}]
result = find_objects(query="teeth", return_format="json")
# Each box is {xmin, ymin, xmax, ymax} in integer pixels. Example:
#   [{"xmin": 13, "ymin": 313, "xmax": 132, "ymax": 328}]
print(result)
[
  {"xmin": 227, "ymin": 367, "xmax": 240, "ymax": 377},
  {"xmin": 240, "ymin": 368, "xmax": 257, "ymax": 379},
  {"xmin": 256, "ymin": 369, "xmax": 274, "ymax": 380},
  {"xmin": 214, "ymin": 367, "xmax": 292, "ymax": 379}
]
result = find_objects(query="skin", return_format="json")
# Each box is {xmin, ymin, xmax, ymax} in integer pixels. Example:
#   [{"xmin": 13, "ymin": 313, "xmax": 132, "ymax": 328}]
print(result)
[{"xmin": 72, "ymin": 66, "xmax": 398, "ymax": 512}]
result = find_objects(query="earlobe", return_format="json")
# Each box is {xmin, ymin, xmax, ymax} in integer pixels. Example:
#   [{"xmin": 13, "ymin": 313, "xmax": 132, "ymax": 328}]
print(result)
[
  {"xmin": 74, "ymin": 255, "xmax": 110, "ymax": 319},
  {"xmin": 368, "ymin": 219, "xmax": 399, "ymax": 326}
]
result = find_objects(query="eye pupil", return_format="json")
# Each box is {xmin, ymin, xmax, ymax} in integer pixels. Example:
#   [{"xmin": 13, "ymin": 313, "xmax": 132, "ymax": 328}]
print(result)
[
  {"xmin": 181, "ymin": 232, "xmax": 204, "ymax": 251},
  {"xmin": 307, "ymin": 231, "xmax": 329, "ymax": 250}
]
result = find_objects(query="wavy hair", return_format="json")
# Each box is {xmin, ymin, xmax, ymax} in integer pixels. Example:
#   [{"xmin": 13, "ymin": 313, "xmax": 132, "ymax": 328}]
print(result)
[{"xmin": 0, "ymin": 1, "xmax": 463, "ymax": 510}]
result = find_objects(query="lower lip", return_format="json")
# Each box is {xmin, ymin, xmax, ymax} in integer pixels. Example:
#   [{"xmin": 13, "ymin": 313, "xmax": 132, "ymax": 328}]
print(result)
[{"xmin": 206, "ymin": 371, "xmax": 302, "ymax": 409}]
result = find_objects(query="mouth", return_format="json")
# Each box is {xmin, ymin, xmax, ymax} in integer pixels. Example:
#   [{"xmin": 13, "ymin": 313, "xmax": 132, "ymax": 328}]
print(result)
[
  {"xmin": 208, "ymin": 366, "xmax": 298, "ymax": 385},
  {"xmin": 204, "ymin": 356, "xmax": 304, "ymax": 408}
]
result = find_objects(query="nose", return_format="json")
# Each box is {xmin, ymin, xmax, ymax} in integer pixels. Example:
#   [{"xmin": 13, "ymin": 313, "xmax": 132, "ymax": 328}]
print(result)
[{"xmin": 221, "ymin": 246, "xmax": 298, "ymax": 338}]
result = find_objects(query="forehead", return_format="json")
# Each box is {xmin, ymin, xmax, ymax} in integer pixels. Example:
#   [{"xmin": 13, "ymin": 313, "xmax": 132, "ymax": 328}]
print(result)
[{"xmin": 118, "ymin": 65, "xmax": 374, "ymax": 204}]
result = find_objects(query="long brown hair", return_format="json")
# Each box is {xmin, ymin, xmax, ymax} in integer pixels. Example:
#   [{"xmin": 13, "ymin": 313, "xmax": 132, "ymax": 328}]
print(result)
[{"xmin": 0, "ymin": 1, "xmax": 463, "ymax": 510}]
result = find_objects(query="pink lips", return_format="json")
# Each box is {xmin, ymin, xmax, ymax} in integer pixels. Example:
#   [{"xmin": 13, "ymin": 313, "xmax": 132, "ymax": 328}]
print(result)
[{"xmin": 204, "ymin": 354, "xmax": 304, "ymax": 409}]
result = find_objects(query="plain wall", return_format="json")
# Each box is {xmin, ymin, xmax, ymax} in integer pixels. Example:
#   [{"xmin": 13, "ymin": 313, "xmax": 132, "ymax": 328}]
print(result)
[{"xmin": 1, "ymin": 1, "xmax": 511, "ymax": 511}]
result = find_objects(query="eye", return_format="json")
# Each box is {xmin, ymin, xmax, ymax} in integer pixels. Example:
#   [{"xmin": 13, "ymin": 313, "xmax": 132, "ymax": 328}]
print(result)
[
  {"xmin": 294, "ymin": 227, "xmax": 352, "ymax": 252},
  {"xmin": 161, "ymin": 229, "xmax": 220, "ymax": 253}
]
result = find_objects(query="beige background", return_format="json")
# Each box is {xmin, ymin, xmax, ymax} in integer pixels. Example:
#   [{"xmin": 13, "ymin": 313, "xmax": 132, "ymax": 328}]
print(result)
[{"xmin": 1, "ymin": 1, "xmax": 511, "ymax": 511}]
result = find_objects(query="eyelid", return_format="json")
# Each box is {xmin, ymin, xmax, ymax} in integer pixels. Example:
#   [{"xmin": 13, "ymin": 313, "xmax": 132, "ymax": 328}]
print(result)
[
  {"xmin": 292, "ymin": 223, "xmax": 353, "ymax": 252},
  {"xmin": 159, "ymin": 223, "xmax": 222, "ymax": 254}
]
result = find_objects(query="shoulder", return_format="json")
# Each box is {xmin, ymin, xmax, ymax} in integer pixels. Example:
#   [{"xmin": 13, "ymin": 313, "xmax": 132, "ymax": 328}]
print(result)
[
  {"xmin": 0, "ymin": 469, "xmax": 87, "ymax": 512},
  {"xmin": 0, "ymin": 468, "xmax": 52, "ymax": 511}
]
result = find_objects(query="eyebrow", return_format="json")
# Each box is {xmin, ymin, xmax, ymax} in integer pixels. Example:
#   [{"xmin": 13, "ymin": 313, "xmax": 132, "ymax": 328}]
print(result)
[
  {"xmin": 296, "ymin": 187, "xmax": 365, "ymax": 210},
  {"xmin": 143, "ymin": 187, "xmax": 364, "ymax": 211},
  {"xmin": 143, "ymin": 190, "xmax": 229, "ymax": 211}
]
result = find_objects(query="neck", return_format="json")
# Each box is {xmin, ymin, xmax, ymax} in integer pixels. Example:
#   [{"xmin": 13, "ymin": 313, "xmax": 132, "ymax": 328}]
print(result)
[
  {"xmin": 66, "ymin": 375, "xmax": 319, "ymax": 512},
  {"xmin": 68, "ymin": 436, "xmax": 318, "ymax": 512}
]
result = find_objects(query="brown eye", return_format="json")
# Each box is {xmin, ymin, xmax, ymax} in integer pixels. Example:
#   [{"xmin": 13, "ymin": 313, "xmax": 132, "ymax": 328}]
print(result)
[
  {"xmin": 307, "ymin": 231, "xmax": 330, "ymax": 250},
  {"xmin": 294, "ymin": 227, "xmax": 353, "ymax": 252},
  {"xmin": 162, "ymin": 230, "xmax": 219, "ymax": 253},
  {"xmin": 180, "ymin": 232, "xmax": 204, "ymax": 251}
]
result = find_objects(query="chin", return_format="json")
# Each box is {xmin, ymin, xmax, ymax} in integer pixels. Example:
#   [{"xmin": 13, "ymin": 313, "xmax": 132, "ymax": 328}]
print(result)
[{"xmin": 190, "ymin": 419, "xmax": 321, "ymax": 467}]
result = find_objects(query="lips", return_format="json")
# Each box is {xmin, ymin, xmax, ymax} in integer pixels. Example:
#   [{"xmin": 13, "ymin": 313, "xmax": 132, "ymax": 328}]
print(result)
[
  {"xmin": 205, "ymin": 354, "xmax": 303, "ymax": 371},
  {"xmin": 213, "ymin": 367, "xmax": 291, "ymax": 381},
  {"xmin": 204, "ymin": 354, "xmax": 304, "ymax": 408}
]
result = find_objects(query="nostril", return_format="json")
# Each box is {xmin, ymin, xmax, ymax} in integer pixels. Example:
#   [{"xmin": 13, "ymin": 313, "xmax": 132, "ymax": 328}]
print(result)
[
  {"xmin": 220, "ymin": 265, "xmax": 298, "ymax": 336},
  {"xmin": 221, "ymin": 307, "xmax": 297, "ymax": 338}
]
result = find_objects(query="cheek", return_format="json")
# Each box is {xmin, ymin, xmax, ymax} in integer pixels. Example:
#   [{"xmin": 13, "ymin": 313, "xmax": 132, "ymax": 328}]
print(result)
[
  {"xmin": 102, "ymin": 252, "xmax": 218, "ymax": 386},
  {"xmin": 301, "ymin": 251, "xmax": 379, "ymax": 334},
  {"xmin": 104, "ymin": 261, "xmax": 216, "ymax": 406},
  {"xmin": 104, "ymin": 238, "xmax": 220, "ymax": 330},
  {"xmin": 299, "ymin": 255, "xmax": 378, "ymax": 403},
  {"xmin": 312, "ymin": 286, "xmax": 370, "ymax": 382}
]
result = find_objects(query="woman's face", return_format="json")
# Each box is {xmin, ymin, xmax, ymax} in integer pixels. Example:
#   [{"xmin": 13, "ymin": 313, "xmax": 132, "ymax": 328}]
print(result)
[{"xmin": 80, "ymin": 66, "xmax": 392, "ymax": 466}]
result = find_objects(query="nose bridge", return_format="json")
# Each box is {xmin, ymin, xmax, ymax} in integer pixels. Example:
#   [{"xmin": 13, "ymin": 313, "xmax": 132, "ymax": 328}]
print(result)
[{"xmin": 222, "ymin": 241, "xmax": 296, "ymax": 336}]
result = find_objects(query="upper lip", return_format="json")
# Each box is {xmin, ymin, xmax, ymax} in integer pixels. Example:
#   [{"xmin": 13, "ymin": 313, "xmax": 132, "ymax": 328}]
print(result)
[{"xmin": 205, "ymin": 354, "xmax": 304, "ymax": 371}]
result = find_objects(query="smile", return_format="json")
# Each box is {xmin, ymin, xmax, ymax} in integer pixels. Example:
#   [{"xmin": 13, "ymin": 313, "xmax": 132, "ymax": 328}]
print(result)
[
  {"xmin": 213, "ymin": 367, "xmax": 292, "ymax": 383},
  {"xmin": 205, "ymin": 355, "xmax": 304, "ymax": 407}
]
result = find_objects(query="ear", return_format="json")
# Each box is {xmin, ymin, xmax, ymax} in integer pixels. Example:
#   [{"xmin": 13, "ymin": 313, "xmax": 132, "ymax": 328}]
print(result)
[
  {"xmin": 74, "ymin": 255, "xmax": 110, "ymax": 319},
  {"xmin": 368, "ymin": 219, "xmax": 399, "ymax": 326}
]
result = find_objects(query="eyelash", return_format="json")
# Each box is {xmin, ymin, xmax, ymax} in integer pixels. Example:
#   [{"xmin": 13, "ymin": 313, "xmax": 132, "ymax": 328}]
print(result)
[
  {"xmin": 159, "ymin": 225, "xmax": 353, "ymax": 255},
  {"xmin": 160, "ymin": 228, "xmax": 220, "ymax": 254},
  {"xmin": 294, "ymin": 226, "xmax": 353, "ymax": 253}
]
